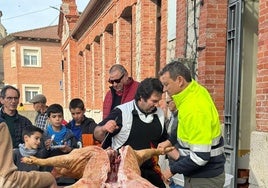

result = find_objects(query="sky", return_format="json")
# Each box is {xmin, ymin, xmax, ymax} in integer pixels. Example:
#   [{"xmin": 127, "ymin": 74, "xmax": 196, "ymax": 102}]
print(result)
[{"xmin": 0, "ymin": 0, "xmax": 89, "ymax": 34}]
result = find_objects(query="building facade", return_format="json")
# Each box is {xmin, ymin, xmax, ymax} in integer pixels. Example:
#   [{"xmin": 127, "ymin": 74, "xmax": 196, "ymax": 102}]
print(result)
[
  {"xmin": 0, "ymin": 25, "xmax": 63, "ymax": 110},
  {"xmin": 0, "ymin": 11, "xmax": 7, "ymax": 89},
  {"xmin": 55, "ymin": 0, "xmax": 266, "ymax": 187}
]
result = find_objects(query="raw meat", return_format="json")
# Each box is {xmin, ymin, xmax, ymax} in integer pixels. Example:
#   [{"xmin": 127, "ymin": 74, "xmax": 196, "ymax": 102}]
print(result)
[{"xmin": 22, "ymin": 145, "xmax": 174, "ymax": 187}]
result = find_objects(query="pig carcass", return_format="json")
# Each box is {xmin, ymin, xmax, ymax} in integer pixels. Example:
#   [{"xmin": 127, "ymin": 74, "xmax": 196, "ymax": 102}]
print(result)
[{"xmin": 22, "ymin": 145, "xmax": 173, "ymax": 187}]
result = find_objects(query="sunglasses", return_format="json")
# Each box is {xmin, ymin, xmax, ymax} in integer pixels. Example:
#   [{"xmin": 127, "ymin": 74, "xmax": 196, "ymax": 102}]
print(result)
[{"xmin": 108, "ymin": 74, "xmax": 125, "ymax": 84}]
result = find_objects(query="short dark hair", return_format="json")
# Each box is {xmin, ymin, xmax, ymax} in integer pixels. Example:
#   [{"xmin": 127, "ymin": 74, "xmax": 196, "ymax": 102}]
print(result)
[
  {"xmin": 0, "ymin": 85, "xmax": 20, "ymax": 98},
  {"xmin": 69, "ymin": 98, "xmax": 85, "ymax": 110},
  {"xmin": 159, "ymin": 60, "xmax": 192, "ymax": 82},
  {"xmin": 46, "ymin": 104, "xmax": 63, "ymax": 117},
  {"xmin": 134, "ymin": 77, "xmax": 163, "ymax": 102},
  {"xmin": 22, "ymin": 126, "xmax": 43, "ymax": 138}
]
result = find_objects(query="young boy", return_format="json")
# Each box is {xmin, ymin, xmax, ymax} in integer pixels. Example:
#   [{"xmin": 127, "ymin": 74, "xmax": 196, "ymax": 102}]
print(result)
[
  {"xmin": 66, "ymin": 98, "xmax": 99, "ymax": 147},
  {"xmin": 43, "ymin": 103, "xmax": 77, "ymax": 157},
  {"xmin": 42, "ymin": 103, "xmax": 78, "ymax": 186},
  {"xmin": 0, "ymin": 119, "xmax": 57, "ymax": 188},
  {"xmin": 13, "ymin": 126, "xmax": 48, "ymax": 172}
]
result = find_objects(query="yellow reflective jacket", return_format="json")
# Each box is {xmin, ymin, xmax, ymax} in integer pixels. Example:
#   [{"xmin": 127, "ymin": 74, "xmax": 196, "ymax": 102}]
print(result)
[{"xmin": 170, "ymin": 80, "xmax": 225, "ymax": 178}]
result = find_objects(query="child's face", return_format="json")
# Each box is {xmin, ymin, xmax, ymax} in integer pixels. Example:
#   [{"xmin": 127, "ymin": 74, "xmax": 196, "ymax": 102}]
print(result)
[
  {"xmin": 48, "ymin": 112, "xmax": 63, "ymax": 127},
  {"xmin": 70, "ymin": 108, "xmax": 85, "ymax": 124},
  {"xmin": 24, "ymin": 132, "xmax": 42, "ymax": 149}
]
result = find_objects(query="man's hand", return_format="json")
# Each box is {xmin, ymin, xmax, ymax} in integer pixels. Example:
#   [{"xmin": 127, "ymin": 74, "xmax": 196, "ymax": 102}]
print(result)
[
  {"xmin": 94, "ymin": 119, "xmax": 119, "ymax": 142},
  {"xmin": 167, "ymin": 148, "xmax": 180, "ymax": 160},
  {"xmin": 162, "ymin": 168, "xmax": 173, "ymax": 185},
  {"xmin": 157, "ymin": 140, "xmax": 172, "ymax": 152},
  {"xmin": 103, "ymin": 120, "xmax": 119, "ymax": 133}
]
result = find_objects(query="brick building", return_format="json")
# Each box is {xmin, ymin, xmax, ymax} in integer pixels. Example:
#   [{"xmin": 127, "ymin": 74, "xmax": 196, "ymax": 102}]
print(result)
[
  {"xmin": 0, "ymin": 11, "xmax": 7, "ymax": 89},
  {"xmin": 0, "ymin": 25, "xmax": 63, "ymax": 110},
  {"xmin": 55, "ymin": 0, "xmax": 266, "ymax": 187},
  {"xmin": 58, "ymin": 0, "xmax": 168, "ymax": 123}
]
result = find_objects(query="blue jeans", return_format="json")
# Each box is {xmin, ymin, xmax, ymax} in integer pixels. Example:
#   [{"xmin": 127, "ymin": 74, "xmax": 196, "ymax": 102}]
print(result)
[{"xmin": 170, "ymin": 180, "xmax": 184, "ymax": 188}]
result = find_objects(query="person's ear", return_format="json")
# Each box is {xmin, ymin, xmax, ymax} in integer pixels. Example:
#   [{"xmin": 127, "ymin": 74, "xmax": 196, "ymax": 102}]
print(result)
[
  {"xmin": 24, "ymin": 135, "xmax": 29, "ymax": 142},
  {"xmin": 175, "ymin": 76, "xmax": 182, "ymax": 87}
]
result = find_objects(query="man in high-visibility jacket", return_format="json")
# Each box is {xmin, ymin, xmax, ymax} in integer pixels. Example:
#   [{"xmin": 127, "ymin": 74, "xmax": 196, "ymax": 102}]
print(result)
[{"xmin": 158, "ymin": 60, "xmax": 226, "ymax": 188}]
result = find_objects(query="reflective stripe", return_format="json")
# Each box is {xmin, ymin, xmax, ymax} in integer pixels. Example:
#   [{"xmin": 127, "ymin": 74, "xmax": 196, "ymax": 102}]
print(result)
[
  {"xmin": 179, "ymin": 148, "xmax": 190, "ymax": 156},
  {"xmin": 211, "ymin": 135, "xmax": 222, "ymax": 146},
  {"xmin": 191, "ymin": 144, "xmax": 211, "ymax": 152},
  {"xmin": 190, "ymin": 152, "xmax": 207, "ymax": 166},
  {"xmin": 210, "ymin": 146, "xmax": 225, "ymax": 157},
  {"xmin": 178, "ymin": 134, "xmax": 224, "ymax": 158},
  {"xmin": 178, "ymin": 135, "xmax": 222, "ymax": 148},
  {"xmin": 179, "ymin": 146, "xmax": 224, "ymax": 157}
]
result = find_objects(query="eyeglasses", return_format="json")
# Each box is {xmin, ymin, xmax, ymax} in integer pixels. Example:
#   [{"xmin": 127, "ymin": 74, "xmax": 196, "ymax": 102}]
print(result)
[
  {"xmin": 5, "ymin": 96, "xmax": 19, "ymax": 101},
  {"xmin": 108, "ymin": 74, "xmax": 125, "ymax": 84}
]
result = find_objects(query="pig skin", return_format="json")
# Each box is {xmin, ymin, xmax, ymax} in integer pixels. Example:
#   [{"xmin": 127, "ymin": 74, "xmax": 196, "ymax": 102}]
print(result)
[
  {"xmin": 22, "ymin": 145, "xmax": 174, "ymax": 187},
  {"xmin": 22, "ymin": 146, "xmax": 110, "ymax": 180}
]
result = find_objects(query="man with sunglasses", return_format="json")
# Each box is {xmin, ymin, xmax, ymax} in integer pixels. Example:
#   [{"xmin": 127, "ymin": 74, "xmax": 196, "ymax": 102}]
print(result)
[{"xmin": 103, "ymin": 64, "xmax": 139, "ymax": 119}]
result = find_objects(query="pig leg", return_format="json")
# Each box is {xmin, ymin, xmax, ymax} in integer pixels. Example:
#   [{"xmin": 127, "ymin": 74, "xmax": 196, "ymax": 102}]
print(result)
[
  {"xmin": 21, "ymin": 146, "xmax": 105, "ymax": 179},
  {"xmin": 134, "ymin": 146, "xmax": 175, "ymax": 166}
]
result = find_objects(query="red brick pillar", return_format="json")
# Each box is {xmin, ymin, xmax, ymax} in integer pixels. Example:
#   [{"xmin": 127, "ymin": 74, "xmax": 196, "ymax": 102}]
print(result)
[
  {"xmin": 117, "ymin": 17, "xmax": 132, "ymax": 73},
  {"xmin": 77, "ymin": 50, "xmax": 85, "ymax": 97},
  {"xmin": 196, "ymin": 1, "xmax": 227, "ymax": 119},
  {"xmin": 69, "ymin": 40, "xmax": 79, "ymax": 98},
  {"xmin": 92, "ymin": 40, "xmax": 102, "ymax": 108},
  {"xmin": 85, "ymin": 45, "xmax": 93, "ymax": 108},
  {"xmin": 160, "ymin": 0, "xmax": 168, "ymax": 70},
  {"xmin": 176, "ymin": 0, "xmax": 187, "ymax": 57},
  {"xmin": 103, "ymin": 31, "xmax": 115, "ymax": 94},
  {"xmin": 139, "ymin": 0, "xmax": 158, "ymax": 78},
  {"xmin": 256, "ymin": 0, "xmax": 268, "ymax": 131}
]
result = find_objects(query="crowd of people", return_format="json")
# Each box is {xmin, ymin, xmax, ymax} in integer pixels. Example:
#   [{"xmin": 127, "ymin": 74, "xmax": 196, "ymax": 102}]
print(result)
[{"xmin": 0, "ymin": 61, "xmax": 226, "ymax": 188}]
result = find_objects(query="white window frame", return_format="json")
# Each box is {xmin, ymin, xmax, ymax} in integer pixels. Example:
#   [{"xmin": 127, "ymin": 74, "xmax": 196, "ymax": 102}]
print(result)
[
  {"xmin": 22, "ymin": 84, "xmax": 42, "ymax": 103},
  {"xmin": 21, "ymin": 46, "xmax": 42, "ymax": 67},
  {"xmin": 168, "ymin": 0, "xmax": 177, "ymax": 41},
  {"xmin": 10, "ymin": 47, "xmax": 16, "ymax": 67}
]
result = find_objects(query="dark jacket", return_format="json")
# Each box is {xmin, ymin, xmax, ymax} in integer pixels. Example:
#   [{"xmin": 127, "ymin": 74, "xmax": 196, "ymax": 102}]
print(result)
[
  {"xmin": 13, "ymin": 148, "xmax": 49, "ymax": 172},
  {"xmin": 0, "ymin": 108, "xmax": 33, "ymax": 148},
  {"xmin": 66, "ymin": 116, "xmax": 99, "ymax": 146}
]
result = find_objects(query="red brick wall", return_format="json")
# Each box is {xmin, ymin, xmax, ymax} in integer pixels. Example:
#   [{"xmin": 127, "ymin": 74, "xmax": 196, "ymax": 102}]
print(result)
[
  {"xmin": 256, "ymin": 0, "xmax": 268, "ymax": 131},
  {"xmin": 175, "ymin": 1, "xmax": 227, "ymax": 121},
  {"xmin": 160, "ymin": 0, "xmax": 168, "ymax": 69},
  {"xmin": 103, "ymin": 31, "xmax": 115, "ymax": 88},
  {"xmin": 139, "ymin": 0, "xmax": 158, "ymax": 78},
  {"xmin": 63, "ymin": 0, "xmax": 168, "ymax": 112},
  {"xmin": 118, "ymin": 17, "xmax": 132, "ymax": 71},
  {"xmin": 85, "ymin": 46, "xmax": 93, "ymax": 108},
  {"xmin": 176, "ymin": 1, "xmax": 187, "ymax": 57},
  {"xmin": 61, "ymin": 0, "xmax": 229, "ymax": 122},
  {"xmin": 198, "ymin": 1, "xmax": 227, "ymax": 121},
  {"xmin": 92, "ymin": 41, "xmax": 103, "ymax": 107}
]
